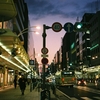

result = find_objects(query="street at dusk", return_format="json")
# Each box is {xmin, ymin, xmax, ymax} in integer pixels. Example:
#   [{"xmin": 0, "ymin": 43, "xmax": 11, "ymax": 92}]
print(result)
[
  {"xmin": 25, "ymin": 0, "xmax": 99, "ymax": 63},
  {"xmin": 0, "ymin": 0, "xmax": 100, "ymax": 100}
]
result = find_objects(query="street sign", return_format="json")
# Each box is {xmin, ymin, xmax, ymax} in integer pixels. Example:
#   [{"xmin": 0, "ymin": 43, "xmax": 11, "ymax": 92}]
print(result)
[
  {"xmin": 41, "ymin": 54, "xmax": 48, "ymax": 58},
  {"xmin": 41, "ymin": 47, "xmax": 48, "ymax": 54},
  {"xmin": 41, "ymin": 58, "xmax": 48, "ymax": 64},
  {"xmin": 52, "ymin": 22, "xmax": 62, "ymax": 32},
  {"xmin": 64, "ymin": 22, "xmax": 73, "ymax": 32},
  {"xmin": 29, "ymin": 60, "xmax": 34, "ymax": 65}
]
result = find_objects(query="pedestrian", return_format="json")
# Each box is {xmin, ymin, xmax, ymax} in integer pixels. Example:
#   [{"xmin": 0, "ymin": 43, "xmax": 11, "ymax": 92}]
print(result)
[
  {"xmin": 13, "ymin": 75, "xmax": 17, "ymax": 89},
  {"xmin": 18, "ymin": 75, "xmax": 26, "ymax": 95},
  {"xmin": 51, "ymin": 83, "xmax": 56, "ymax": 95},
  {"xmin": 14, "ymin": 78, "xmax": 17, "ymax": 89},
  {"xmin": 32, "ymin": 77, "xmax": 36, "ymax": 89}
]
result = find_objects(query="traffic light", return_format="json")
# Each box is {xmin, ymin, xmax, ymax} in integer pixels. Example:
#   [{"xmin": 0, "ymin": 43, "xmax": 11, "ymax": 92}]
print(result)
[
  {"xmin": 70, "ymin": 63, "xmax": 72, "ymax": 66},
  {"xmin": 74, "ymin": 22, "xmax": 91, "ymax": 32},
  {"xmin": 75, "ymin": 22, "xmax": 83, "ymax": 29}
]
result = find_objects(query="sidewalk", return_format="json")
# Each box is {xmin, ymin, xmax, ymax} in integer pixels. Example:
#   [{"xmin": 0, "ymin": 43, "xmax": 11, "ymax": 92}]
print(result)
[
  {"xmin": 0, "ymin": 85, "xmax": 56, "ymax": 100},
  {"xmin": 1, "ymin": 83, "xmax": 96, "ymax": 100}
]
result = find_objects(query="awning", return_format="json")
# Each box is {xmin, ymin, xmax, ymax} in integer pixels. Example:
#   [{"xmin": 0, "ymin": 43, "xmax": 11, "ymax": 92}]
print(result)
[{"xmin": 0, "ymin": 29, "xmax": 30, "ymax": 72}]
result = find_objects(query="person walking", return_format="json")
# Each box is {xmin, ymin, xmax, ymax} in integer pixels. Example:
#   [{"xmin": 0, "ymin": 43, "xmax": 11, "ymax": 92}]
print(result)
[
  {"xmin": 14, "ymin": 78, "xmax": 17, "ymax": 88},
  {"xmin": 13, "ymin": 75, "xmax": 17, "ymax": 89},
  {"xmin": 18, "ymin": 75, "xmax": 26, "ymax": 95}
]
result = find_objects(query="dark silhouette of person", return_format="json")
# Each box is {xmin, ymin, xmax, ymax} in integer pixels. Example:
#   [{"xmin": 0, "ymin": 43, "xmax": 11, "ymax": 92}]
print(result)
[
  {"xmin": 18, "ymin": 75, "xmax": 26, "ymax": 95},
  {"xmin": 14, "ymin": 75, "xmax": 17, "ymax": 89},
  {"xmin": 27, "ymin": 78, "xmax": 30, "ymax": 85},
  {"xmin": 14, "ymin": 79, "xmax": 17, "ymax": 88}
]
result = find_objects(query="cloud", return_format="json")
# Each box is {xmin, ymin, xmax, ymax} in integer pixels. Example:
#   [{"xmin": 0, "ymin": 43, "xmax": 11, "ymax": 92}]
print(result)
[{"xmin": 25, "ymin": 0, "xmax": 100, "ymax": 20}]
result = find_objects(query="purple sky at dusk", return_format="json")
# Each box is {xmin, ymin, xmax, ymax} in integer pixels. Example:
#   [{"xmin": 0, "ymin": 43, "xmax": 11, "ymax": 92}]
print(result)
[{"xmin": 25, "ymin": 0, "xmax": 100, "ymax": 64}]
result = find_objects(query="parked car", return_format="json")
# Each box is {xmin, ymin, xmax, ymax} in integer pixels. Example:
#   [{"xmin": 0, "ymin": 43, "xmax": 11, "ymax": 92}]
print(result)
[{"xmin": 76, "ymin": 78, "xmax": 87, "ymax": 86}]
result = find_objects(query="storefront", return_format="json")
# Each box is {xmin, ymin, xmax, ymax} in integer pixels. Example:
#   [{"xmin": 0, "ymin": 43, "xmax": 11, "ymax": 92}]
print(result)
[{"xmin": 0, "ymin": 65, "xmax": 14, "ymax": 88}]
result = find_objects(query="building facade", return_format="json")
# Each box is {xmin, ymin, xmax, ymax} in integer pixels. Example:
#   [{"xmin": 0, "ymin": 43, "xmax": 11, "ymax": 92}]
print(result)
[
  {"xmin": 53, "ymin": 11, "xmax": 100, "ymax": 79},
  {"xmin": 90, "ymin": 11, "xmax": 100, "ymax": 66},
  {"xmin": 0, "ymin": 0, "xmax": 30, "ymax": 88}
]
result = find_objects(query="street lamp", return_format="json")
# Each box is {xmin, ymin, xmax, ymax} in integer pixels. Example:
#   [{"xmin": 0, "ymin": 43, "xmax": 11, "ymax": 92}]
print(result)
[
  {"xmin": 14, "ymin": 26, "xmax": 40, "ymax": 57},
  {"xmin": 18, "ymin": 26, "xmax": 40, "ymax": 37},
  {"xmin": 17, "ymin": 26, "xmax": 40, "ymax": 91},
  {"xmin": 9, "ymin": 26, "xmax": 40, "ymax": 73},
  {"xmin": 42, "ymin": 25, "xmax": 51, "ymax": 90}
]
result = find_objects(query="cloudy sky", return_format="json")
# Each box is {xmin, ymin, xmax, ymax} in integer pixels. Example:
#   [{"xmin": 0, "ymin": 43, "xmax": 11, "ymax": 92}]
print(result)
[{"xmin": 24, "ymin": 0, "xmax": 100, "ymax": 64}]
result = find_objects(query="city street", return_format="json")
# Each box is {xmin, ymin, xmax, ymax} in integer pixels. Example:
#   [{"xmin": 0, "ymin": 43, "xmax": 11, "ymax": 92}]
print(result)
[
  {"xmin": 1, "ymin": 1, "xmax": 100, "ymax": 100},
  {"xmin": 0, "ymin": 85, "xmax": 69, "ymax": 100},
  {"xmin": 57, "ymin": 83, "xmax": 100, "ymax": 100}
]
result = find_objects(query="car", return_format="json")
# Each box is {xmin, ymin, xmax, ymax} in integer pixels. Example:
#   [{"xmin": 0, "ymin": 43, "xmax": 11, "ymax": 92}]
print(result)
[{"xmin": 76, "ymin": 78, "xmax": 87, "ymax": 86}]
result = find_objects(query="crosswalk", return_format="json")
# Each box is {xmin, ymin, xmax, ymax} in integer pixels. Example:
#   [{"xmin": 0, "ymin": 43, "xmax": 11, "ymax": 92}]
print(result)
[{"xmin": 70, "ymin": 96, "xmax": 100, "ymax": 100}]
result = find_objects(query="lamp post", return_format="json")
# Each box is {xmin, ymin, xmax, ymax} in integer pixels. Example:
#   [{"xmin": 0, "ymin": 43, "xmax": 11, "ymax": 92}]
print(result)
[
  {"xmin": 16, "ymin": 26, "xmax": 40, "ymax": 59},
  {"xmin": 42, "ymin": 23, "xmax": 62, "ymax": 89},
  {"xmin": 41, "ymin": 23, "xmax": 63, "ymax": 99},
  {"xmin": 18, "ymin": 26, "xmax": 40, "ymax": 37},
  {"xmin": 11, "ymin": 26, "xmax": 40, "ymax": 61},
  {"xmin": 42, "ymin": 25, "xmax": 51, "ymax": 90},
  {"xmin": 16, "ymin": 26, "xmax": 40, "ymax": 91}
]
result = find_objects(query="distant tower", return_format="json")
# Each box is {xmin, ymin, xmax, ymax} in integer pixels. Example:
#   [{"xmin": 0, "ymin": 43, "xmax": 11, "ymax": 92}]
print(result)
[{"xmin": 76, "ymin": 17, "xmax": 79, "ymax": 22}]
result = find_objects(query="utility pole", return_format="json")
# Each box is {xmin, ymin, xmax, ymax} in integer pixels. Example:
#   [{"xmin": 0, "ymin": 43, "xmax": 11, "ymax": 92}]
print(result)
[
  {"xmin": 42, "ymin": 24, "xmax": 51, "ymax": 89},
  {"xmin": 42, "ymin": 24, "xmax": 47, "ymax": 89}
]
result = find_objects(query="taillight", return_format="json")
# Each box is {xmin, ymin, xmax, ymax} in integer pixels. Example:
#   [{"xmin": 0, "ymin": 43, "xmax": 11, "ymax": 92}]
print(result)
[
  {"xmin": 72, "ymin": 77, "xmax": 75, "ymax": 81},
  {"xmin": 62, "ymin": 78, "xmax": 64, "ymax": 82},
  {"xmin": 78, "ymin": 81, "xmax": 81, "ymax": 84},
  {"xmin": 84, "ymin": 81, "xmax": 87, "ymax": 85}
]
